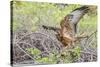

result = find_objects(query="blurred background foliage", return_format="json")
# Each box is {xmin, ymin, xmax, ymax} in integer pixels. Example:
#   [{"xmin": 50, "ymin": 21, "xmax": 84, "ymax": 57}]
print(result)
[{"xmin": 12, "ymin": 1, "xmax": 97, "ymax": 33}]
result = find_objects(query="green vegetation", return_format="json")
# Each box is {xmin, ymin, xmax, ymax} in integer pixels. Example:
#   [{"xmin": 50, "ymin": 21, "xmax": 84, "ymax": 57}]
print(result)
[
  {"xmin": 26, "ymin": 47, "xmax": 80, "ymax": 64},
  {"xmin": 12, "ymin": 1, "xmax": 97, "ymax": 32},
  {"xmin": 12, "ymin": 1, "xmax": 82, "ymax": 32}
]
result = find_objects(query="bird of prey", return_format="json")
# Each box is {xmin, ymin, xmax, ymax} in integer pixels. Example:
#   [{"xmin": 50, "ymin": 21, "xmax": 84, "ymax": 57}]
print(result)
[{"xmin": 42, "ymin": 6, "xmax": 89, "ymax": 47}]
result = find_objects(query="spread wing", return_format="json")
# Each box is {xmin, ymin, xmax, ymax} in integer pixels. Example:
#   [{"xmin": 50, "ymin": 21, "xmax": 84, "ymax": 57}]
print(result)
[{"xmin": 67, "ymin": 6, "xmax": 89, "ymax": 34}]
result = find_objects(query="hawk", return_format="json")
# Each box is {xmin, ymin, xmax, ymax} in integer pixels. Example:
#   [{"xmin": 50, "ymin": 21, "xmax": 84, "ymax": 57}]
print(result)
[{"xmin": 42, "ymin": 6, "xmax": 89, "ymax": 47}]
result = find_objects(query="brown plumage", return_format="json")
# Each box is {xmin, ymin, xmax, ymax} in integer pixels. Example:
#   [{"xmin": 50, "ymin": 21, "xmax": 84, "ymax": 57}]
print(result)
[
  {"xmin": 57, "ymin": 15, "xmax": 76, "ymax": 47},
  {"xmin": 42, "ymin": 6, "xmax": 90, "ymax": 47}
]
